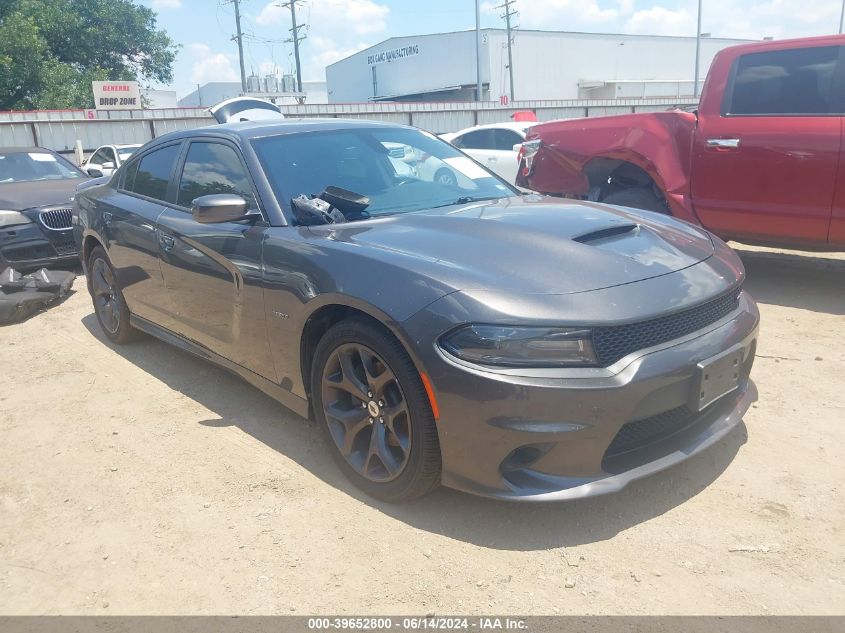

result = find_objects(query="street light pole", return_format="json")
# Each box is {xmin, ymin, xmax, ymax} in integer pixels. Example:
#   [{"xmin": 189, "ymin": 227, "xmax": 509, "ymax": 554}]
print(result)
[
  {"xmin": 475, "ymin": 0, "xmax": 483, "ymax": 102},
  {"xmin": 693, "ymin": 0, "xmax": 703, "ymax": 98}
]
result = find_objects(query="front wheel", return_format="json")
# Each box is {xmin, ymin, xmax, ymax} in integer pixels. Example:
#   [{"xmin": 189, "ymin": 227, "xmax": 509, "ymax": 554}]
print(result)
[
  {"xmin": 87, "ymin": 246, "xmax": 140, "ymax": 344},
  {"xmin": 311, "ymin": 317, "xmax": 441, "ymax": 502}
]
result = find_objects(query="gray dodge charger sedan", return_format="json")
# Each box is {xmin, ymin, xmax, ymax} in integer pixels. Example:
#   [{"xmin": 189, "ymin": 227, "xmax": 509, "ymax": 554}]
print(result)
[{"xmin": 74, "ymin": 119, "xmax": 759, "ymax": 502}]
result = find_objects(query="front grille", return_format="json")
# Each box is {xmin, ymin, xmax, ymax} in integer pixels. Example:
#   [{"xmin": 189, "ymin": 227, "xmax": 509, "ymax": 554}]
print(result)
[
  {"xmin": 38, "ymin": 208, "xmax": 73, "ymax": 230},
  {"xmin": 604, "ymin": 405, "xmax": 699, "ymax": 459},
  {"xmin": 592, "ymin": 287, "xmax": 742, "ymax": 366}
]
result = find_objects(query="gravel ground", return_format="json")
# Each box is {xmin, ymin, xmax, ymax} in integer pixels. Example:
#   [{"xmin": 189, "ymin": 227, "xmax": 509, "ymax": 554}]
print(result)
[{"xmin": 0, "ymin": 245, "xmax": 843, "ymax": 615}]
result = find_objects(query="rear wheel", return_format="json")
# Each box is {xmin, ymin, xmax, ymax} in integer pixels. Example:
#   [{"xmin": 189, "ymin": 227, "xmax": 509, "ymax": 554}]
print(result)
[
  {"xmin": 602, "ymin": 187, "xmax": 670, "ymax": 214},
  {"xmin": 311, "ymin": 317, "xmax": 441, "ymax": 502},
  {"xmin": 87, "ymin": 246, "xmax": 140, "ymax": 344}
]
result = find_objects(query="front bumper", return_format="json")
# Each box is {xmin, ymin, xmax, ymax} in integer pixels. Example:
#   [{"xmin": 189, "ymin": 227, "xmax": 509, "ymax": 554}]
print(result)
[
  {"xmin": 403, "ymin": 291, "xmax": 759, "ymax": 501},
  {"xmin": 0, "ymin": 222, "xmax": 78, "ymax": 271}
]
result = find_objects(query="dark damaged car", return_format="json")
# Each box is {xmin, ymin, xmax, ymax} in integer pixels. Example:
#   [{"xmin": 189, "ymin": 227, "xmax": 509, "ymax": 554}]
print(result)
[
  {"xmin": 74, "ymin": 120, "xmax": 759, "ymax": 502},
  {"xmin": 1, "ymin": 147, "xmax": 86, "ymax": 271}
]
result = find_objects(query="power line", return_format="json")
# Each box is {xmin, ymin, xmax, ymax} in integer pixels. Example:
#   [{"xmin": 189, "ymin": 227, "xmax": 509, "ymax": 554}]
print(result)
[
  {"xmin": 276, "ymin": 0, "xmax": 307, "ymax": 93},
  {"xmin": 495, "ymin": 0, "xmax": 518, "ymax": 101},
  {"xmin": 222, "ymin": 0, "xmax": 248, "ymax": 92}
]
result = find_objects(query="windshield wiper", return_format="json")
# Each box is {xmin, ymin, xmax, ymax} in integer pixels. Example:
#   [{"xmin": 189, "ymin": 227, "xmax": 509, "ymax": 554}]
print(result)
[{"xmin": 431, "ymin": 196, "xmax": 501, "ymax": 209}]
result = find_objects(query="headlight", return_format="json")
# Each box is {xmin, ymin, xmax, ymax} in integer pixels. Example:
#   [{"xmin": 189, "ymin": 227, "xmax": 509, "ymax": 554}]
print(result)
[
  {"xmin": 0, "ymin": 210, "xmax": 32, "ymax": 228},
  {"xmin": 439, "ymin": 324, "xmax": 597, "ymax": 368}
]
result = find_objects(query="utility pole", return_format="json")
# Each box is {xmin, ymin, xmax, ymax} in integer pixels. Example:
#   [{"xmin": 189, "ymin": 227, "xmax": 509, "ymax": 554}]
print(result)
[
  {"xmin": 496, "ymin": 0, "xmax": 518, "ymax": 102},
  {"xmin": 693, "ymin": 0, "xmax": 702, "ymax": 98},
  {"xmin": 279, "ymin": 0, "xmax": 306, "ymax": 93},
  {"xmin": 225, "ymin": 0, "xmax": 248, "ymax": 93},
  {"xmin": 475, "ymin": 0, "xmax": 482, "ymax": 101},
  {"xmin": 840, "ymin": 0, "xmax": 844, "ymax": 34}
]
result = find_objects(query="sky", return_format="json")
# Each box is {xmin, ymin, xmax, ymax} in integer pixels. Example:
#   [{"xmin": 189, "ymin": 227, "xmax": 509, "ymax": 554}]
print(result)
[{"xmin": 141, "ymin": 0, "xmax": 845, "ymax": 99}]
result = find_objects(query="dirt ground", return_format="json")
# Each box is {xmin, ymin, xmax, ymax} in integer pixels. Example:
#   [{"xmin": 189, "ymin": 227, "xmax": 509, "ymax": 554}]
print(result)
[{"xmin": 0, "ymin": 245, "xmax": 843, "ymax": 615}]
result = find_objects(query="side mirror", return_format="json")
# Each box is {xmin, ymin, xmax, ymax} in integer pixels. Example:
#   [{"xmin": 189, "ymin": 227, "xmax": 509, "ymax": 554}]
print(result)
[
  {"xmin": 191, "ymin": 194, "xmax": 256, "ymax": 223},
  {"xmin": 512, "ymin": 143, "xmax": 523, "ymax": 153},
  {"xmin": 87, "ymin": 168, "xmax": 103, "ymax": 177}
]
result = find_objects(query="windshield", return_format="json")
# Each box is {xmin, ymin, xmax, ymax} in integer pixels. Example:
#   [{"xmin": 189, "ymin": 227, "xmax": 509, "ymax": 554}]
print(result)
[
  {"xmin": 0, "ymin": 151, "xmax": 84, "ymax": 183},
  {"xmin": 252, "ymin": 127, "xmax": 518, "ymax": 219},
  {"xmin": 117, "ymin": 146, "xmax": 141, "ymax": 161}
]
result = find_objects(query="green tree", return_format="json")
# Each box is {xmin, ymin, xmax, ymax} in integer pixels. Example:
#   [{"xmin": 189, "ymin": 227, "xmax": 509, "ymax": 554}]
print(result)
[{"xmin": 0, "ymin": 0, "xmax": 178, "ymax": 110}]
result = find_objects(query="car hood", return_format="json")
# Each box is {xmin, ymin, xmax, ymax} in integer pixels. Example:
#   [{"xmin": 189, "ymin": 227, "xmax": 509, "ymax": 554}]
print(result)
[
  {"xmin": 309, "ymin": 196, "xmax": 715, "ymax": 295},
  {"xmin": 0, "ymin": 179, "xmax": 85, "ymax": 210}
]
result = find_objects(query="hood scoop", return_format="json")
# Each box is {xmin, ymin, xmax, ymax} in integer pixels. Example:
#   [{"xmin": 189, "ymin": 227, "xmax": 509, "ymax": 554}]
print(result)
[{"xmin": 572, "ymin": 223, "xmax": 639, "ymax": 244}]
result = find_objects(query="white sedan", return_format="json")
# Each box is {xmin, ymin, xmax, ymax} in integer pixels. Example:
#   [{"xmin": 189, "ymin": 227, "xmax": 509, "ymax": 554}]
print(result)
[
  {"xmin": 440, "ymin": 122, "xmax": 534, "ymax": 186},
  {"xmin": 81, "ymin": 144, "xmax": 142, "ymax": 178}
]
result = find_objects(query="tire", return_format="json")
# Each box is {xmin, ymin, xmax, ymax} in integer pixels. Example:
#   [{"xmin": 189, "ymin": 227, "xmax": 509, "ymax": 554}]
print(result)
[
  {"xmin": 602, "ymin": 187, "xmax": 670, "ymax": 214},
  {"xmin": 311, "ymin": 317, "xmax": 441, "ymax": 502},
  {"xmin": 433, "ymin": 167, "xmax": 458, "ymax": 187},
  {"xmin": 87, "ymin": 246, "xmax": 140, "ymax": 344}
]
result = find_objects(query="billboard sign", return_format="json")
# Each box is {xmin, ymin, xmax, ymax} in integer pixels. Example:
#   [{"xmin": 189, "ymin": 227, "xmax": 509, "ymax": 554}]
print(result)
[{"xmin": 92, "ymin": 81, "xmax": 142, "ymax": 110}]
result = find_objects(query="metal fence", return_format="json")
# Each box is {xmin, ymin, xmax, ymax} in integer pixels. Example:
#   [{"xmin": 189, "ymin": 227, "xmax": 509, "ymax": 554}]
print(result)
[{"xmin": 0, "ymin": 98, "xmax": 697, "ymax": 157}]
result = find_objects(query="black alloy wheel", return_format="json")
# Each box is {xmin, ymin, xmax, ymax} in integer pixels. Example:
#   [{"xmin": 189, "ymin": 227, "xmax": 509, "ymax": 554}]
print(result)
[
  {"xmin": 88, "ymin": 246, "xmax": 139, "ymax": 344},
  {"xmin": 312, "ymin": 317, "xmax": 441, "ymax": 501},
  {"xmin": 321, "ymin": 343, "xmax": 411, "ymax": 482}
]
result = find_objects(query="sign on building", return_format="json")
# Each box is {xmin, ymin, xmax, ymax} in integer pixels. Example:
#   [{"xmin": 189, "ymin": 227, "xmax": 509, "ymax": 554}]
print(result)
[
  {"xmin": 367, "ymin": 44, "xmax": 420, "ymax": 66},
  {"xmin": 92, "ymin": 81, "xmax": 142, "ymax": 110}
]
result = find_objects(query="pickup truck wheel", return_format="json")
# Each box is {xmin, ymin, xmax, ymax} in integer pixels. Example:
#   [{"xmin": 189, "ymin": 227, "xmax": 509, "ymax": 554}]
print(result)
[
  {"xmin": 311, "ymin": 317, "xmax": 441, "ymax": 502},
  {"xmin": 88, "ymin": 247, "xmax": 140, "ymax": 345},
  {"xmin": 602, "ymin": 187, "xmax": 670, "ymax": 214}
]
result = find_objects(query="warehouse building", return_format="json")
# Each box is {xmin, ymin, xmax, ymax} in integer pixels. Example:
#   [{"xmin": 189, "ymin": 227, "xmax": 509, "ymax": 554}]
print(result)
[
  {"xmin": 178, "ymin": 79, "xmax": 328, "ymax": 107},
  {"xmin": 326, "ymin": 29, "xmax": 753, "ymax": 103}
]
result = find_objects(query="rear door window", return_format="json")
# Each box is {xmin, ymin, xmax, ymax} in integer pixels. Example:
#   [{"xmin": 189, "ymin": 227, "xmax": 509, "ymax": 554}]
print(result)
[
  {"xmin": 724, "ymin": 46, "xmax": 840, "ymax": 115},
  {"xmin": 453, "ymin": 129, "xmax": 495, "ymax": 150},
  {"xmin": 125, "ymin": 145, "xmax": 180, "ymax": 201}
]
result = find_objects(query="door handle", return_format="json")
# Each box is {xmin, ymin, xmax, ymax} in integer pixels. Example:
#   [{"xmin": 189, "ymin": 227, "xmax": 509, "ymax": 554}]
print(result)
[
  {"xmin": 706, "ymin": 138, "xmax": 741, "ymax": 149},
  {"xmin": 102, "ymin": 212, "xmax": 113, "ymax": 224},
  {"xmin": 159, "ymin": 233, "xmax": 175, "ymax": 252}
]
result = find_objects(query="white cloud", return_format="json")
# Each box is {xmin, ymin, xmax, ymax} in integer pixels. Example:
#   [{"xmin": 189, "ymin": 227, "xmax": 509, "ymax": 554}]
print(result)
[
  {"xmin": 308, "ymin": 36, "xmax": 371, "ymax": 76},
  {"xmin": 484, "ymin": 0, "xmax": 622, "ymax": 29},
  {"xmin": 187, "ymin": 43, "xmax": 240, "ymax": 85},
  {"xmin": 482, "ymin": 0, "xmax": 841, "ymax": 40},
  {"xmin": 625, "ymin": 6, "xmax": 694, "ymax": 36},
  {"xmin": 253, "ymin": 0, "xmax": 389, "ymax": 81},
  {"xmin": 150, "ymin": 0, "xmax": 182, "ymax": 9},
  {"xmin": 257, "ymin": 0, "xmax": 389, "ymax": 34}
]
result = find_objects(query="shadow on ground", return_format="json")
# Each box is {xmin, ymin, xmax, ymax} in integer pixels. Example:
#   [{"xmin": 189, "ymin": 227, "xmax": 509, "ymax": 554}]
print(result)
[
  {"xmin": 81, "ymin": 311, "xmax": 747, "ymax": 551},
  {"xmin": 736, "ymin": 248, "xmax": 845, "ymax": 315}
]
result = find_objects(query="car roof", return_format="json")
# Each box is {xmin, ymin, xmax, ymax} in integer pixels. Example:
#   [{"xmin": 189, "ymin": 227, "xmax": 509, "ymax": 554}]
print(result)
[
  {"xmin": 446, "ymin": 121, "xmax": 535, "ymax": 137},
  {"xmin": 147, "ymin": 118, "xmax": 413, "ymax": 148}
]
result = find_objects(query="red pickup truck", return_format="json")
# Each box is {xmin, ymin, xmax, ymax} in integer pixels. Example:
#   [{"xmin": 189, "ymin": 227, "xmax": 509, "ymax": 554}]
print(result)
[{"xmin": 517, "ymin": 34, "xmax": 845, "ymax": 250}]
